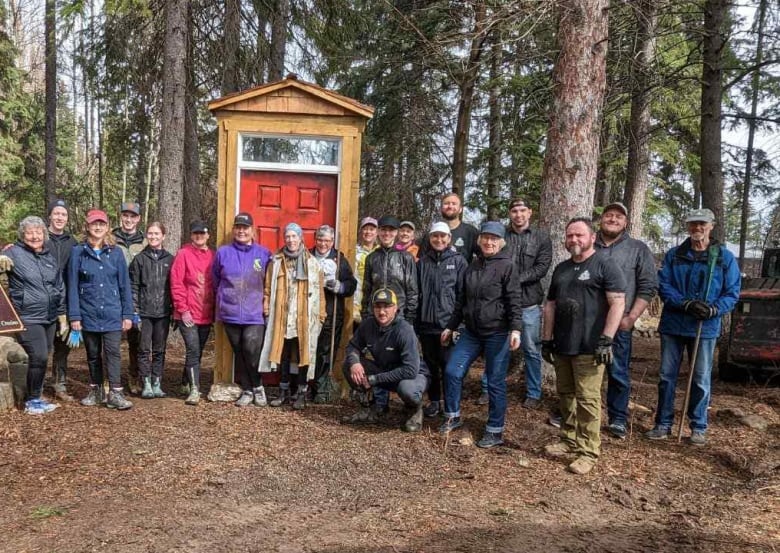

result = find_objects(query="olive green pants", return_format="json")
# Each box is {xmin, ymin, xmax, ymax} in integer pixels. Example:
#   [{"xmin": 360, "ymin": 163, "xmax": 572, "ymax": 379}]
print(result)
[{"xmin": 554, "ymin": 354, "xmax": 605, "ymax": 459}]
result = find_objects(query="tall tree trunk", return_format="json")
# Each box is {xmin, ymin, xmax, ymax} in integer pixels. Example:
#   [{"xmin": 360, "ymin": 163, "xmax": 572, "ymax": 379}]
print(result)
[
  {"xmin": 452, "ymin": 3, "xmax": 487, "ymax": 198},
  {"xmin": 594, "ymin": 119, "xmax": 612, "ymax": 207},
  {"xmin": 251, "ymin": 0, "xmax": 268, "ymax": 83},
  {"xmin": 539, "ymin": 0, "xmax": 610, "ymax": 272},
  {"xmin": 268, "ymin": 0, "xmax": 290, "ymax": 81},
  {"xmin": 158, "ymin": 0, "xmax": 187, "ymax": 253},
  {"xmin": 739, "ymin": 0, "xmax": 766, "ymax": 269},
  {"xmin": 183, "ymin": 6, "xmax": 201, "ymax": 228},
  {"xmin": 699, "ymin": 0, "xmax": 729, "ymax": 243},
  {"xmin": 623, "ymin": 0, "xmax": 657, "ymax": 239},
  {"xmin": 44, "ymin": 0, "xmax": 56, "ymax": 205},
  {"xmin": 486, "ymin": 33, "xmax": 501, "ymax": 220},
  {"xmin": 222, "ymin": 0, "xmax": 240, "ymax": 94}
]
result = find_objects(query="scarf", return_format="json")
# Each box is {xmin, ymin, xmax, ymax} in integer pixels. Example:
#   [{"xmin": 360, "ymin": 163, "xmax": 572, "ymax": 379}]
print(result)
[{"xmin": 283, "ymin": 246, "xmax": 308, "ymax": 280}]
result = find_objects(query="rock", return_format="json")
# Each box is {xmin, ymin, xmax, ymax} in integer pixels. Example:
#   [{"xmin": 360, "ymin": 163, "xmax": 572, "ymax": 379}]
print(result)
[
  {"xmin": 0, "ymin": 336, "xmax": 28, "ymax": 410},
  {"xmin": 717, "ymin": 407, "xmax": 747, "ymax": 418},
  {"xmin": 740, "ymin": 414, "xmax": 768, "ymax": 431},
  {"xmin": 457, "ymin": 435, "xmax": 474, "ymax": 446},
  {"xmin": 207, "ymin": 383, "xmax": 243, "ymax": 402},
  {"xmin": 516, "ymin": 457, "xmax": 531, "ymax": 468}
]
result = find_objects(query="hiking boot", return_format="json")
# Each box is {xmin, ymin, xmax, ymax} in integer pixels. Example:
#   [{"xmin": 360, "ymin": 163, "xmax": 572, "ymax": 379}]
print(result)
[
  {"xmin": 141, "ymin": 377, "xmax": 154, "ymax": 399},
  {"xmin": 270, "ymin": 387, "xmax": 290, "ymax": 407},
  {"xmin": 544, "ymin": 441, "xmax": 576, "ymax": 458},
  {"xmin": 689, "ymin": 431, "xmax": 707, "ymax": 446},
  {"xmin": 523, "ymin": 397, "xmax": 542, "ymax": 410},
  {"xmin": 343, "ymin": 406, "xmax": 372, "ymax": 424},
  {"xmin": 81, "ymin": 386, "xmax": 104, "ymax": 407},
  {"xmin": 177, "ymin": 383, "xmax": 191, "ymax": 396},
  {"xmin": 423, "ymin": 401, "xmax": 441, "ymax": 418},
  {"xmin": 292, "ymin": 386, "xmax": 306, "ymax": 410},
  {"xmin": 253, "ymin": 386, "xmax": 267, "ymax": 407},
  {"xmin": 477, "ymin": 431, "xmax": 504, "ymax": 448},
  {"xmin": 365, "ymin": 403, "xmax": 388, "ymax": 424},
  {"xmin": 151, "ymin": 377, "xmax": 166, "ymax": 398},
  {"xmin": 128, "ymin": 380, "xmax": 141, "ymax": 396},
  {"xmin": 54, "ymin": 389, "xmax": 75, "ymax": 402},
  {"xmin": 106, "ymin": 389, "xmax": 133, "ymax": 410},
  {"xmin": 235, "ymin": 390, "xmax": 254, "ymax": 407},
  {"xmin": 185, "ymin": 388, "xmax": 200, "ymax": 406},
  {"xmin": 548, "ymin": 413, "xmax": 562, "ymax": 428},
  {"xmin": 475, "ymin": 392, "xmax": 489, "ymax": 406},
  {"xmin": 439, "ymin": 416, "xmax": 464, "ymax": 434},
  {"xmin": 608, "ymin": 422, "xmax": 628, "ymax": 440},
  {"xmin": 567, "ymin": 455, "xmax": 597, "ymax": 475},
  {"xmin": 402, "ymin": 404, "xmax": 423, "ymax": 432},
  {"xmin": 644, "ymin": 426, "xmax": 671, "ymax": 440}
]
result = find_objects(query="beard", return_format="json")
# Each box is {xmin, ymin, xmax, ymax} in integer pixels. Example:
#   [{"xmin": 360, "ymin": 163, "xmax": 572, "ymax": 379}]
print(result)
[
  {"xmin": 567, "ymin": 243, "xmax": 592, "ymax": 257},
  {"xmin": 600, "ymin": 227, "xmax": 621, "ymax": 240},
  {"xmin": 440, "ymin": 210, "xmax": 459, "ymax": 221}
]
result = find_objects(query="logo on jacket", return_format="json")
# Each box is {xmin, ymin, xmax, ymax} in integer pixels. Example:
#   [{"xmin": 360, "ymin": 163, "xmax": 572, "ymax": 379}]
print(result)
[
  {"xmin": 253, "ymin": 259, "xmax": 263, "ymax": 272},
  {"xmin": 455, "ymin": 237, "xmax": 464, "ymax": 247},
  {"xmin": 578, "ymin": 270, "xmax": 591, "ymax": 281}
]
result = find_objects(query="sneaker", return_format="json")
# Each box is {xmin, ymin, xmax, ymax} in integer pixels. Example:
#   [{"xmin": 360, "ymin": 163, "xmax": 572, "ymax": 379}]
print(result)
[
  {"xmin": 106, "ymin": 389, "xmax": 133, "ymax": 410},
  {"xmin": 689, "ymin": 431, "xmax": 707, "ymax": 446},
  {"xmin": 644, "ymin": 426, "xmax": 671, "ymax": 440},
  {"xmin": 270, "ymin": 388, "xmax": 290, "ymax": 407},
  {"xmin": 292, "ymin": 386, "xmax": 306, "ymax": 410},
  {"xmin": 439, "ymin": 416, "xmax": 464, "ymax": 434},
  {"xmin": 548, "ymin": 413, "xmax": 562, "ymax": 428},
  {"xmin": 80, "ymin": 387, "xmax": 104, "ymax": 407},
  {"xmin": 37, "ymin": 399, "xmax": 58, "ymax": 413},
  {"xmin": 475, "ymin": 392, "xmax": 489, "ymax": 406},
  {"xmin": 608, "ymin": 422, "xmax": 628, "ymax": 440},
  {"xmin": 24, "ymin": 399, "xmax": 57, "ymax": 415},
  {"xmin": 477, "ymin": 431, "xmax": 504, "ymax": 448},
  {"xmin": 235, "ymin": 391, "xmax": 254, "ymax": 407},
  {"xmin": 184, "ymin": 388, "xmax": 200, "ymax": 406},
  {"xmin": 253, "ymin": 386, "xmax": 268, "ymax": 407},
  {"xmin": 567, "ymin": 455, "xmax": 597, "ymax": 475},
  {"xmin": 423, "ymin": 401, "xmax": 440, "ymax": 418},
  {"xmin": 523, "ymin": 397, "xmax": 542, "ymax": 410},
  {"xmin": 544, "ymin": 441, "xmax": 575, "ymax": 458}
]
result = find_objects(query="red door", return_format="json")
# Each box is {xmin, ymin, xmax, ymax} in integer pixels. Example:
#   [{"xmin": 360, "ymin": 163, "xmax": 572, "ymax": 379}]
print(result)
[{"xmin": 239, "ymin": 170, "xmax": 337, "ymax": 251}]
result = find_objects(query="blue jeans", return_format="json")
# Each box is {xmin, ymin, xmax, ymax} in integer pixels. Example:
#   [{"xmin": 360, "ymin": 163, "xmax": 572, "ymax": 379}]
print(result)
[
  {"xmin": 480, "ymin": 306, "xmax": 542, "ymax": 399},
  {"xmin": 444, "ymin": 328, "xmax": 510, "ymax": 433},
  {"xmin": 606, "ymin": 329, "xmax": 633, "ymax": 425},
  {"xmin": 655, "ymin": 333, "xmax": 716, "ymax": 432}
]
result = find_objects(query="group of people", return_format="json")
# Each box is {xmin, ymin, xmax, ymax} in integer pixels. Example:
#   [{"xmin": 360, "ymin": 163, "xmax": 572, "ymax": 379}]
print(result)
[{"xmin": 1, "ymin": 191, "xmax": 741, "ymax": 476}]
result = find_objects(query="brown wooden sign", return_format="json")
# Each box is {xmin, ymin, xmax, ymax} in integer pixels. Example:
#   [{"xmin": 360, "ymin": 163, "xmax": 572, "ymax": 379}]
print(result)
[{"xmin": 0, "ymin": 285, "xmax": 23, "ymax": 335}]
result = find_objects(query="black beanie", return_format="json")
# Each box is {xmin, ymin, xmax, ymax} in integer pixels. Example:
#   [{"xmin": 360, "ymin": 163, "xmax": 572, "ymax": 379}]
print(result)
[{"xmin": 48, "ymin": 198, "xmax": 68, "ymax": 215}]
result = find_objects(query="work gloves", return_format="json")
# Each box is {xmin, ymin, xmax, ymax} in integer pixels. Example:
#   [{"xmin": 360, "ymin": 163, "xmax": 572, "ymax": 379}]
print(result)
[
  {"xmin": 325, "ymin": 279, "xmax": 343, "ymax": 294},
  {"xmin": 541, "ymin": 340, "xmax": 555, "ymax": 364},
  {"xmin": 67, "ymin": 329, "xmax": 83, "ymax": 349},
  {"xmin": 57, "ymin": 314, "xmax": 69, "ymax": 339},
  {"xmin": 595, "ymin": 335, "xmax": 613, "ymax": 366},
  {"xmin": 683, "ymin": 300, "xmax": 719, "ymax": 320},
  {"xmin": 0, "ymin": 255, "xmax": 14, "ymax": 272}
]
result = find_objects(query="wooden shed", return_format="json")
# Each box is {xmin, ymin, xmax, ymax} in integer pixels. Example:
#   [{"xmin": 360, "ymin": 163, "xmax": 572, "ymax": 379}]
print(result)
[{"xmin": 207, "ymin": 75, "xmax": 374, "ymax": 392}]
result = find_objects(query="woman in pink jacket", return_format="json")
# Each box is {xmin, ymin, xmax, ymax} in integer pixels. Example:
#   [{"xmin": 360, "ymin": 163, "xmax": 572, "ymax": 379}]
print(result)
[{"xmin": 170, "ymin": 220, "xmax": 215, "ymax": 405}]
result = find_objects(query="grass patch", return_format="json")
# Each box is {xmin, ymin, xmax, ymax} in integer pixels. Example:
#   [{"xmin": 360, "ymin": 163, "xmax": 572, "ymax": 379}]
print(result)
[{"xmin": 30, "ymin": 506, "xmax": 67, "ymax": 519}]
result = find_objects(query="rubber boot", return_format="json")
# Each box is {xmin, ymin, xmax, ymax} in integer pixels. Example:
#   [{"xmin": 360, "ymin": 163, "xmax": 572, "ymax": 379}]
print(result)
[
  {"xmin": 141, "ymin": 377, "xmax": 154, "ymax": 399},
  {"xmin": 293, "ymin": 385, "xmax": 307, "ymax": 410},
  {"xmin": 185, "ymin": 367, "xmax": 199, "ymax": 406},
  {"xmin": 151, "ymin": 377, "xmax": 166, "ymax": 398}
]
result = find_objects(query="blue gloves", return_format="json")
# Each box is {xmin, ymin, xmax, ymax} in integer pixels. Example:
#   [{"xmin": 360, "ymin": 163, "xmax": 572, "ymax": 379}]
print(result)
[{"xmin": 67, "ymin": 329, "xmax": 83, "ymax": 349}]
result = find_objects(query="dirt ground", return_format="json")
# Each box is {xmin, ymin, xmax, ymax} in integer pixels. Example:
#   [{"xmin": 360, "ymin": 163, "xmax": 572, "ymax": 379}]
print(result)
[{"xmin": 0, "ymin": 337, "xmax": 777, "ymax": 553}]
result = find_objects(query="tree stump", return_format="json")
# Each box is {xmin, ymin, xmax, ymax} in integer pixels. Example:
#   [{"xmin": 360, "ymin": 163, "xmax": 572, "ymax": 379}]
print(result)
[{"xmin": 0, "ymin": 336, "xmax": 28, "ymax": 410}]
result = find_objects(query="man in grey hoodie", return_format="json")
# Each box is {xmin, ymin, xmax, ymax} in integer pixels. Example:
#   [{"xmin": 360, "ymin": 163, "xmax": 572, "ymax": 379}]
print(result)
[{"xmin": 595, "ymin": 202, "xmax": 658, "ymax": 439}]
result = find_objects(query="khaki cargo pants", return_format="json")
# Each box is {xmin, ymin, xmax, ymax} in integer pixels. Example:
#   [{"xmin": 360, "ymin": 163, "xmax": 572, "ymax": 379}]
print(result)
[{"xmin": 554, "ymin": 354, "xmax": 605, "ymax": 459}]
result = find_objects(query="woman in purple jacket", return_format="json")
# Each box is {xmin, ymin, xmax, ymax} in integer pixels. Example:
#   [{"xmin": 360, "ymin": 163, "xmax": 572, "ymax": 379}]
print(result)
[{"xmin": 212, "ymin": 212, "xmax": 272, "ymax": 407}]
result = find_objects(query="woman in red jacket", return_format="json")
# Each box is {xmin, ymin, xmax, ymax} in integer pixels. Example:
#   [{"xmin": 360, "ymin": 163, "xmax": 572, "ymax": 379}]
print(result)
[{"xmin": 170, "ymin": 220, "xmax": 216, "ymax": 405}]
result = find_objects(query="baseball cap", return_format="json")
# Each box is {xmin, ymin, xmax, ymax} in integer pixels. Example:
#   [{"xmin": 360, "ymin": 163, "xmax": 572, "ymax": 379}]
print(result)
[
  {"xmin": 508, "ymin": 198, "xmax": 528, "ymax": 210},
  {"xmin": 399, "ymin": 220, "xmax": 415, "ymax": 231},
  {"xmin": 377, "ymin": 216, "xmax": 400, "ymax": 229},
  {"xmin": 48, "ymin": 198, "xmax": 68, "ymax": 215},
  {"xmin": 603, "ymin": 202, "xmax": 629, "ymax": 217},
  {"xmin": 233, "ymin": 212, "xmax": 253, "ymax": 226},
  {"xmin": 86, "ymin": 209, "xmax": 109, "ymax": 224},
  {"xmin": 372, "ymin": 288, "xmax": 398, "ymax": 306},
  {"xmin": 359, "ymin": 216, "xmax": 378, "ymax": 229},
  {"xmin": 120, "ymin": 202, "xmax": 141, "ymax": 215},
  {"xmin": 190, "ymin": 220, "xmax": 208, "ymax": 233},
  {"xmin": 685, "ymin": 208, "xmax": 715, "ymax": 223},
  {"xmin": 480, "ymin": 221, "xmax": 506, "ymax": 239},
  {"xmin": 429, "ymin": 221, "xmax": 451, "ymax": 235}
]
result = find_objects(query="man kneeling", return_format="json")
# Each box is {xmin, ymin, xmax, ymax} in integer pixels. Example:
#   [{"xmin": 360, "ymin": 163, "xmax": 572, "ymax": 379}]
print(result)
[{"xmin": 343, "ymin": 288, "xmax": 429, "ymax": 432}]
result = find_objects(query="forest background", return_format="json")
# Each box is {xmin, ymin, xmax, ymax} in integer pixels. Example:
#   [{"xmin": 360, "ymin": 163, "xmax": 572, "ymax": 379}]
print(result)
[{"xmin": 2, "ymin": 0, "xmax": 780, "ymax": 270}]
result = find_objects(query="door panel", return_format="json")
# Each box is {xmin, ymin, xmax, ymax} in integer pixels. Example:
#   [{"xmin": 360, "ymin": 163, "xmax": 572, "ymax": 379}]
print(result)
[{"xmin": 239, "ymin": 170, "xmax": 337, "ymax": 251}]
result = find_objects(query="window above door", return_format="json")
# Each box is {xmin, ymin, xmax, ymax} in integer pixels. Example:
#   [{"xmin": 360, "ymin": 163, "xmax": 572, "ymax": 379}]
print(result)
[{"xmin": 240, "ymin": 135, "xmax": 341, "ymax": 173}]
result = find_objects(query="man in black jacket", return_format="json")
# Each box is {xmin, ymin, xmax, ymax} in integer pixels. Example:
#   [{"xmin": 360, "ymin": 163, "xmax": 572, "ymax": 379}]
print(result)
[
  {"xmin": 343, "ymin": 288, "xmax": 429, "ymax": 432},
  {"xmin": 595, "ymin": 202, "xmax": 658, "ymax": 439},
  {"xmin": 46, "ymin": 199, "xmax": 78, "ymax": 401}
]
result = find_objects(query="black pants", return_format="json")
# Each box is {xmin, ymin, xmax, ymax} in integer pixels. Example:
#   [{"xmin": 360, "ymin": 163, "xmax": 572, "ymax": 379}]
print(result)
[
  {"xmin": 419, "ymin": 333, "xmax": 449, "ymax": 403},
  {"xmin": 312, "ymin": 316, "xmax": 343, "ymax": 397},
  {"xmin": 223, "ymin": 323, "xmax": 264, "ymax": 391},
  {"xmin": 126, "ymin": 326, "xmax": 140, "ymax": 383},
  {"xmin": 51, "ymin": 330, "xmax": 69, "ymax": 390},
  {"xmin": 179, "ymin": 323, "xmax": 211, "ymax": 386},
  {"xmin": 84, "ymin": 330, "xmax": 123, "ymax": 389},
  {"xmin": 17, "ymin": 322, "xmax": 56, "ymax": 401},
  {"xmin": 138, "ymin": 317, "xmax": 170, "ymax": 378},
  {"xmin": 279, "ymin": 338, "xmax": 308, "ymax": 389}
]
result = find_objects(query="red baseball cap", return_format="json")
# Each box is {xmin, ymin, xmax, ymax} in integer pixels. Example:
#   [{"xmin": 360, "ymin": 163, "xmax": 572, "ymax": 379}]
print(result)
[{"xmin": 86, "ymin": 209, "xmax": 109, "ymax": 224}]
